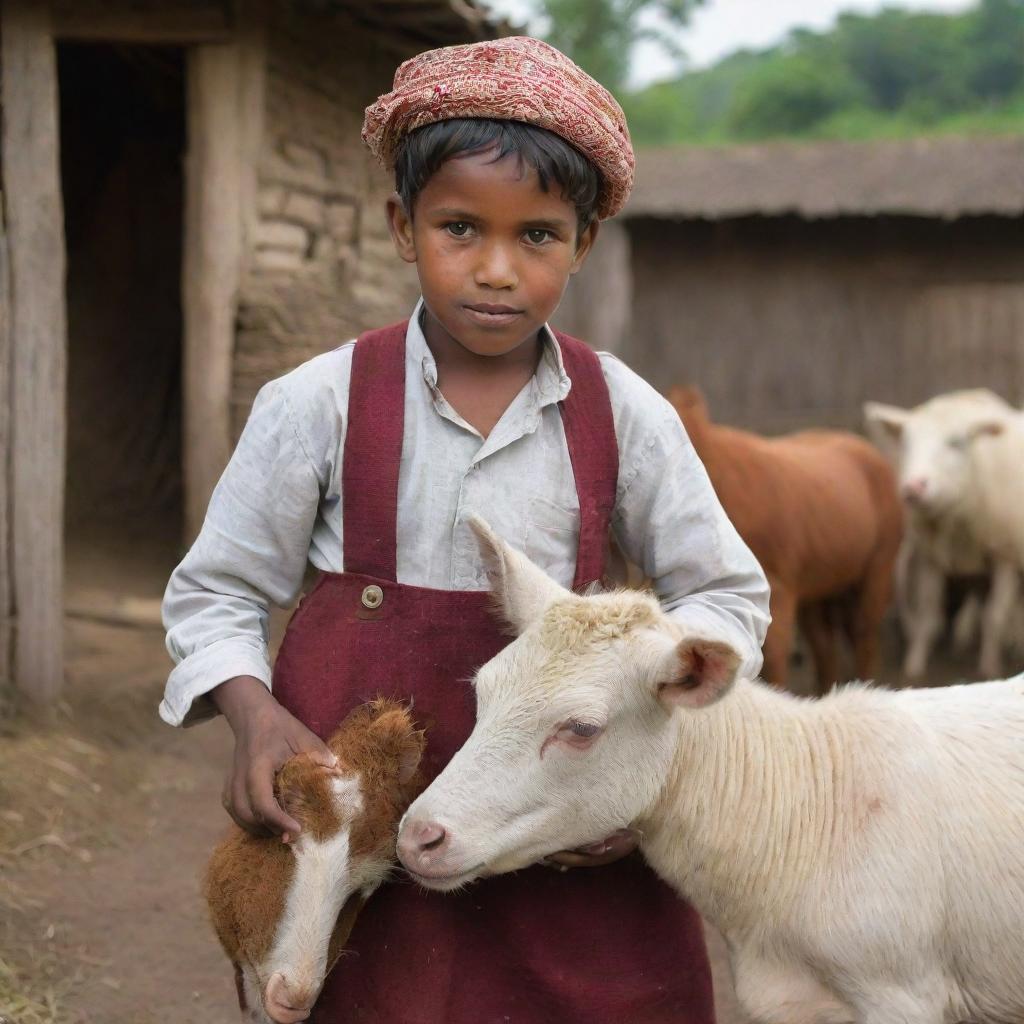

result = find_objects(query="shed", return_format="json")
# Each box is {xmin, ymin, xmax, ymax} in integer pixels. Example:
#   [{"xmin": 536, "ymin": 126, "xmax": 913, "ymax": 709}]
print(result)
[
  {"xmin": 0, "ymin": 0, "xmax": 499, "ymax": 703},
  {"xmin": 559, "ymin": 136, "xmax": 1024, "ymax": 433}
]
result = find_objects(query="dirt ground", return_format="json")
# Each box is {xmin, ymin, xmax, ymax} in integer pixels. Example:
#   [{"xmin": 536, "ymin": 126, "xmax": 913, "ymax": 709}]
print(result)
[
  {"xmin": 0, "ymin": 617, "xmax": 238, "ymax": 1023},
  {"xmin": 0, "ymin": 539, "xmax": 991, "ymax": 1024}
]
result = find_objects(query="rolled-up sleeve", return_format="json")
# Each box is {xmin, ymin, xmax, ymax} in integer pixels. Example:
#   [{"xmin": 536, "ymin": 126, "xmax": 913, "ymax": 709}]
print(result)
[
  {"xmin": 160, "ymin": 381, "xmax": 325, "ymax": 727},
  {"xmin": 604, "ymin": 357, "xmax": 771, "ymax": 679}
]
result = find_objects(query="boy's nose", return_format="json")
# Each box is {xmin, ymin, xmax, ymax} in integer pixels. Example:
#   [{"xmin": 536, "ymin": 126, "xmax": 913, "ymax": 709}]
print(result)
[{"xmin": 474, "ymin": 245, "xmax": 518, "ymax": 290}]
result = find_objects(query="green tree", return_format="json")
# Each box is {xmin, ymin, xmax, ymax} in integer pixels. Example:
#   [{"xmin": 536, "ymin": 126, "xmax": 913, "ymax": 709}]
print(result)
[
  {"xmin": 609, "ymin": 0, "xmax": 1024, "ymax": 146},
  {"xmin": 533, "ymin": 0, "xmax": 705, "ymax": 95},
  {"xmin": 965, "ymin": 0, "xmax": 1024, "ymax": 99},
  {"xmin": 833, "ymin": 10, "xmax": 970, "ymax": 113},
  {"xmin": 727, "ymin": 51, "xmax": 861, "ymax": 139}
]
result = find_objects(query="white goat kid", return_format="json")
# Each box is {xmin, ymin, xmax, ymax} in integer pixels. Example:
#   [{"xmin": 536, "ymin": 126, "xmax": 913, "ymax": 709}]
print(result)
[{"xmin": 398, "ymin": 519, "xmax": 1024, "ymax": 1024}]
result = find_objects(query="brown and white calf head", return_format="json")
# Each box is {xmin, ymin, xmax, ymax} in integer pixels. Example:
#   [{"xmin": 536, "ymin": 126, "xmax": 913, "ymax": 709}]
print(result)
[
  {"xmin": 205, "ymin": 699, "xmax": 425, "ymax": 1023},
  {"xmin": 397, "ymin": 518, "xmax": 740, "ymax": 891}
]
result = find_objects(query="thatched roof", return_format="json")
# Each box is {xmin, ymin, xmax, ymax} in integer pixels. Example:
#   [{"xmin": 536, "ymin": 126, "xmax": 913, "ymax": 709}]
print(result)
[{"xmin": 625, "ymin": 136, "xmax": 1024, "ymax": 221}]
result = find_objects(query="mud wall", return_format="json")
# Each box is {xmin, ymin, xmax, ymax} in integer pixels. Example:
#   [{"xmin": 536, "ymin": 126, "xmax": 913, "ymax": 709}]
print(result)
[{"xmin": 231, "ymin": 6, "xmax": 427, "ymax": 437}]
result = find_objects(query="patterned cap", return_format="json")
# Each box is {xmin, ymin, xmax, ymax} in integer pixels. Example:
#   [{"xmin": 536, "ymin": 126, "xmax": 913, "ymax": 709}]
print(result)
[{"xmin": 362, "ymin": 36, "xmax": 635, "ymax": 220}]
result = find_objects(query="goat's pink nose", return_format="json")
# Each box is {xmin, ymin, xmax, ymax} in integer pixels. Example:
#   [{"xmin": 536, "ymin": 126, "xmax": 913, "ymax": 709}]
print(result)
[
  {"xmin": 397, "ymin": 820, "xmax": 449, "ymax": 870},
  {"xmin": 902, "ymin": 477, "xmax": 929, "ymax": 503}
]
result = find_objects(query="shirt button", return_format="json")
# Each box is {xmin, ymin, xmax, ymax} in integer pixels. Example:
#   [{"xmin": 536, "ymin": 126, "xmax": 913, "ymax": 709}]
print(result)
[{"xmin": 361, "ymin": 584, "xmax": 384, "ymax": 609}]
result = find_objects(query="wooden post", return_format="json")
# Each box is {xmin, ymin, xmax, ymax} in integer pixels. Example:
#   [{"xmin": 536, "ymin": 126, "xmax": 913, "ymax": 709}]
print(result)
[
  {"xmin": 0, "ymin": 0, "xmax": 67, "ymax": 703},
  {"xmin": 182, "ymin": 13, "xmax": 265, "ymax": 541},
  {"xmin": 0, "ymin": 169, "xmax": 12, "ymax": 698}
]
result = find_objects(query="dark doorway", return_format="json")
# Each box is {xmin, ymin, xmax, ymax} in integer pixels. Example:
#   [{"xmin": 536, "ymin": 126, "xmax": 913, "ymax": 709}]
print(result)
[{"xmin": 59, "ymin": 43, "xmax": 186, "ymax": 612}]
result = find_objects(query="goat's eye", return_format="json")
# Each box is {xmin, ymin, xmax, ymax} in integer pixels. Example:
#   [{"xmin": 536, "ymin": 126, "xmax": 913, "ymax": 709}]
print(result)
[
  {"xmin": 552, "ymin": 719, "xmax": 605, "ymax": 750},
  {"xmin": 542, "ymin": 718, "xmax": 605, "ymax": 757}
]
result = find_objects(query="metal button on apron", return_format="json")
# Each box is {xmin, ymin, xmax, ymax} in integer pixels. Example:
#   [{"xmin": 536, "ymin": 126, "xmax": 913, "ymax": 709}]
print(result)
[{"xmin": 361, "ymin": 584, "xmax": 384, "ymax": 609}]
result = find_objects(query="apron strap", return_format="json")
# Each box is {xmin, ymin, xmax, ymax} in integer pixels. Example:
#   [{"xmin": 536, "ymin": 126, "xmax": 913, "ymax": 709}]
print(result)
[
  {"xmin": 342, "ymin": 320, "xmax": 409, "ymax": 581},
  {"xmin": 554, "ymin": 332, "xmax": 620, "ymax": 591},
  {"xmin": 343, "ymin": 321, "xmax": 619, "ymax": 591}
]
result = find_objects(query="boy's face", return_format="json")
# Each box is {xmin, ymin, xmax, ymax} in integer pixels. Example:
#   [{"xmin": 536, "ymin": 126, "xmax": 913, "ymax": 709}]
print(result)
[{"xmin": 387, "ymin": 147, "xmax": 597, "ymax": 359}]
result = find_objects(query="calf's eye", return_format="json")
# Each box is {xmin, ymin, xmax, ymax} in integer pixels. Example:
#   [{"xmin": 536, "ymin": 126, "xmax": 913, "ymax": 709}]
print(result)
[{"xmin": 569, "ymin": 720, "xmax": 601, "ymax": 739}]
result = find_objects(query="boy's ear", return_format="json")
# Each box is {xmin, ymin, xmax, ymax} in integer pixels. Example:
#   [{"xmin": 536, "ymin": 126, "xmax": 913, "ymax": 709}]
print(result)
[
  {"xmin": 386, "ymin": 192, "xmax": 417, "ymax": 264},
  {"xmin": 569, "ymin": 219, "xmax": 599, "ymax": 274}
]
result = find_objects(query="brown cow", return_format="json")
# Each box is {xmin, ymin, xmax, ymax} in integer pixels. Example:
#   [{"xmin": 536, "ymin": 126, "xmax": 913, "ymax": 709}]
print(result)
[
  {"xmin": 205, "ymin": 699, "xmax": 425, "ymax": 1023},
  {"xmin": 670, "ymin": 387, "xmax": 902, "ymax": 691}
]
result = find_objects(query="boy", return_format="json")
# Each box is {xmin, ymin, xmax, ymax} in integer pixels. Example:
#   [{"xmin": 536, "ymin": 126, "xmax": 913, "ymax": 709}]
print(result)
[{"xmin": 163, "ymin": 36, "xmax": 770, "ymax": 1023}]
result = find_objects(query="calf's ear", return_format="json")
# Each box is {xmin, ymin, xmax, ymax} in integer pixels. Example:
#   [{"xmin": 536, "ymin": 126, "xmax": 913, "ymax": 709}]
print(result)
[
  {"xmin": 366, "ymin": 705, "xmax": 426, "ymax": 785},
  {"xmin": 656, "ymin": 637, "xmax": 741, "ymax": 711},
  {"xmin": 467, "ymin": 515, "xmax": 568, "ymax": 634}
]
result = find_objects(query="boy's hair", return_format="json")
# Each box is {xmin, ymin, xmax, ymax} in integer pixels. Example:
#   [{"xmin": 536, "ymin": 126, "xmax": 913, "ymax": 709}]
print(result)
[{"xmin": 394, "ymin": 118, "xmax": 602, "ymax": 238}]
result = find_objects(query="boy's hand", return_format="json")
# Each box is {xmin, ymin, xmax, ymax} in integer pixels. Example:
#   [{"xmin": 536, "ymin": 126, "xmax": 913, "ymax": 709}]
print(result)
[
  {"xmin": 544, "ymin": 828, "xmax": 640, "ymax": 870},
  {"xmin": 212, "ymin": 675, "xmax": 337, "ymax": 838}
]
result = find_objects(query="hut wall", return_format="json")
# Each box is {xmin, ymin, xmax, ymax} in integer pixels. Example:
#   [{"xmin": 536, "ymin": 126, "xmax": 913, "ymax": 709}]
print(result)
[
  {"xmin": 624, "ymin": 215, "xmax": 1024, "ymax": 434},
  {"xmin": 553, "ymin": 219, "xmax": 632, "ymax": 353},
  {"xmin": 232, "ymin": 6, "xmax": 420, "ymax": 438}
]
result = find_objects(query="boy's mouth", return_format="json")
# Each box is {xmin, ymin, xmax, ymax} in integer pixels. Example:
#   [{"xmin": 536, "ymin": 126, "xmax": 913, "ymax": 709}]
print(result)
[{"xmin": 462, "ymin": 303, "xmax": 525, "ymax": 327}]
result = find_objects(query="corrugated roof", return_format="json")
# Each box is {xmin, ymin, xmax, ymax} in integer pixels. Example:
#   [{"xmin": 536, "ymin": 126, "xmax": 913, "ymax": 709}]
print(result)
[{"xmin": 624, "ymin": 136, "xmax": 1024, "ymax": 220}]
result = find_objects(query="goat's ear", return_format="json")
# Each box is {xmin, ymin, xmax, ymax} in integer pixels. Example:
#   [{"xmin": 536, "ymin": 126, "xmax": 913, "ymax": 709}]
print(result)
[
  {"xmin": 656, "ymin": 636, "xmax": 741, "ymax": 711},
  {"xmin": 467, "ymin": 515, "xmax": 567, "ymax": 634},
  {"xmin": 864, "ymin": 402, "xmax": 909, "ymax": 443},
  {"xmin": 965, "ymin": 418, "xmax": 1006, "ymax": 442}
]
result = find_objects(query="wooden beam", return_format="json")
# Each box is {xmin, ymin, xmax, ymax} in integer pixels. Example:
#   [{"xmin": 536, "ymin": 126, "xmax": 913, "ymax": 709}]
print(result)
[
  {"xmin": 52, "ymin": 3, "xmax": 232, "ymax": 44},
  {"xmin": 0, "ymin": 0, "xmax": 68, "ymax": 703},
  {"xmin": 0, "ymin": 179, "xmax": 12, "ymax": 699},
  {"xmin": 182, "ymin": 16, "xmax": 265, "ymax": 541}
]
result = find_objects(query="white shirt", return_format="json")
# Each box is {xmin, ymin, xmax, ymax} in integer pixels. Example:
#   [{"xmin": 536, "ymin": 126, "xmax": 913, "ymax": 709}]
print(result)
[{"xmin": 161, "ymin": 302, "xmax": 770, "ymax": 727}]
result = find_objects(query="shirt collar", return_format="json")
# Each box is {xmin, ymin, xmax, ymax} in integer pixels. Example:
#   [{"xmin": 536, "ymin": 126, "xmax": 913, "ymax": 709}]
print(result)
[{"xmin": 406, "ymin": 298, "xmax": 572, "ymax": 408}]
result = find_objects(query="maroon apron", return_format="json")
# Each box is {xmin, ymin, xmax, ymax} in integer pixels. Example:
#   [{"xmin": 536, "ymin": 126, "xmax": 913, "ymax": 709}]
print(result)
[{"xmin": 272, "ymin": 322, "xmax": 715, "ymax": 1023}]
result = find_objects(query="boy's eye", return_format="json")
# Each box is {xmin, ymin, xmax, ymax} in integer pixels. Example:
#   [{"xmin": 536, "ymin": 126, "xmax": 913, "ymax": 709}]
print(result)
[
  {"xmin": 525, "ymin": 228, "xmax": 552, "ymax": 245},
  {"xmin": 445, "ymin": 221, "xmax": 471, "ymax": 237}
]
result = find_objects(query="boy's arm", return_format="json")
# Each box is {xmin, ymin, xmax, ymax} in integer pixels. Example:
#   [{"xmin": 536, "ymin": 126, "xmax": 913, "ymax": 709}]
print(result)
[
  {"xmin": 605, "ymin": 363, "xmax": 770, "ymax": 677},
  {"xmin": 161, "ymin": 379, "xmax": 326, "ymax": 728},
  {"xmin": 161, "ymin": 373, "xmax": 340, "ymax": 835}
]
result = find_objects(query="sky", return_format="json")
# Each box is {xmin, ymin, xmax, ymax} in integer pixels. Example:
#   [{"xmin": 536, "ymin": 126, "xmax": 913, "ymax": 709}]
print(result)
[{"xmin": 482, "ymin": 0, "xmax": 976, "ymax": 87}]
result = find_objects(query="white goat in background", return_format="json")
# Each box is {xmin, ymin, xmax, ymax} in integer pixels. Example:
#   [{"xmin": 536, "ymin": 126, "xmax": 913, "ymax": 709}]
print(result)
[{"xmin": 865, "ymin": 389, "xmax": 1024, "ymax": 680}]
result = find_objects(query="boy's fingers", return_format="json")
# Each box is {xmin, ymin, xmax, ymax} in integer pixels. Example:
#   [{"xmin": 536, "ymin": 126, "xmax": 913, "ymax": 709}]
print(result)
[
  {"xmin": 223, "ymin": 784, "xmax": 269, "ymax": 836},
  {"xmin": 544, "ymin": 829, "xmax": 640, "ymax": 869},
  {"xmin": 248, "ymin": 767, "xmax": 301, "ymax": 837},
  {"xmin": 308, "ymin": 747, "xmax": 338, "ymax": 769},
  {"xmin": 546, "ymin": 848, "xmax": 629, "ymax": 869},
  {"xmin": 291, "ymin": 725, "xmax": 336, "ymax": 768}
]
